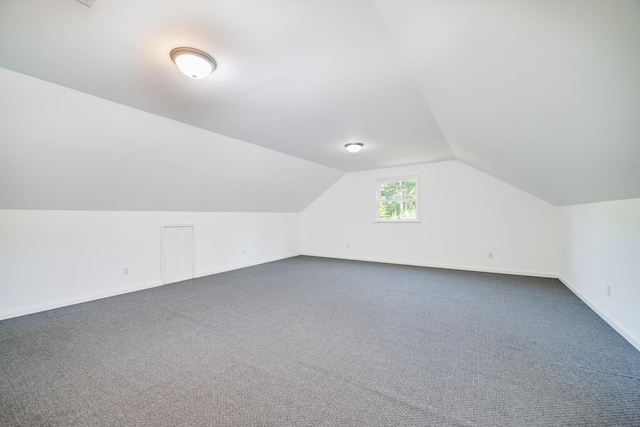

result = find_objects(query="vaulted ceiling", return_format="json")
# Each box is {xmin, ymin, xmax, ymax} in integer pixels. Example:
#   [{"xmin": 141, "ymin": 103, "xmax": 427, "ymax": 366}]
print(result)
[{"xmin": 1, "ymin": 0, "xmax": 639, "ymax": 206}]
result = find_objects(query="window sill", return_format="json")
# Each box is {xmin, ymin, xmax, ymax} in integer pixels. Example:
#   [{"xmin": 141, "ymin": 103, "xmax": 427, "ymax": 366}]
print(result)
[{"xmin": 374, "ymin": 220, "xmax": 422, "ymax": 223}]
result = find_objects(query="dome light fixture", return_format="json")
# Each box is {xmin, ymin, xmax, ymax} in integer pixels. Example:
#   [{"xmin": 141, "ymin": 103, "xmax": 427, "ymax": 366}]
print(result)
[
  {"xmin": 170, "ymin": 47, "xmax": 217, "ymax": 79},
  {"xmin": 345, "ymin": 142, "xmax": 364, "ymax": 154}
]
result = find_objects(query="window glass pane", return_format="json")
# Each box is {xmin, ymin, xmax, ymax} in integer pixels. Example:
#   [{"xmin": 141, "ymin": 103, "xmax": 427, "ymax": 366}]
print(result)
[
  {"xmin": 401, "ymin": 200, "xmax": 417, "ymax": 219},
  {"xmin": 380, "ymin": 181, "xmax": 401, "ymax": 200},
  {"xmin": 379, "ymin": 201, "xmax": 401, "ymax": 219},
  {"xmin": 376, "ymin": 176, "xmax": 419, "ymax": 221},
  {"xmin": 403, "ymin": 180, "xmax": 416, "ymax": 198}
]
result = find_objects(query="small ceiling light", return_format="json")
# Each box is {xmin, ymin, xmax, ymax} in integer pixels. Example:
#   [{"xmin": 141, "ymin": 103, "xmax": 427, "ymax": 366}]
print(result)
[
  {"xmin": 345, "ymin": 142, "xmax": 364, "ymax": 154},
  {"xmin": 170, "ymin": 47, "xmax": 217, "ymax": 79}
]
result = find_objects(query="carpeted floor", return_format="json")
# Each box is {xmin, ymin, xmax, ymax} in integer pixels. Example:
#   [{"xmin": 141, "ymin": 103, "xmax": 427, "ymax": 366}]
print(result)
[{"xmin": 1, "ymin": 256, "xmax": 639, "ymax": 426}]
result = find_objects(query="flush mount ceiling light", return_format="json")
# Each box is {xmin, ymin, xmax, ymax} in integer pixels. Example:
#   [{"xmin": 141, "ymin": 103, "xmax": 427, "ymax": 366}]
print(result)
[
  {"xmin": 170, "ymin": 47, "xmax": 217, "ymax": 79},
  {"xmin": 345, "ymin": 142, "xmax": 364, "ymax": 154}
]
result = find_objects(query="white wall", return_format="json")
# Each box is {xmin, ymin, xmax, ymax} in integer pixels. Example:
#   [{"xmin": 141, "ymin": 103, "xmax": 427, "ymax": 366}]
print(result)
[
  {"xmin": 302, "ymin": 161, "xmax": 558, "ymax": 277},
  {"xmin": 559, "ymin": 198, "xmax": 640, "ymax": 351},
  {"xmin": 0, "ymin": 209, "xmax": 300, "ymax": 320},
  {"xmin": 0, "ymin": 67, "xmax": 326, "ymax": 321}
]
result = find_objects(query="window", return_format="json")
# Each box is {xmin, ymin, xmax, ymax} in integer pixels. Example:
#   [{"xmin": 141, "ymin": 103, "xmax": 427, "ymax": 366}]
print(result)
[{"xmin": 375, "ymin": 176, "xmax": 420, "ymax": 222}]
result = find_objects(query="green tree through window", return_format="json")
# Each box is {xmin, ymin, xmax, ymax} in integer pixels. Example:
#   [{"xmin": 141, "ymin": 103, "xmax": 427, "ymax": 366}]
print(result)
[{"xmin": 377, "ymin": 177, "xmax": 418, "ymax": 220}]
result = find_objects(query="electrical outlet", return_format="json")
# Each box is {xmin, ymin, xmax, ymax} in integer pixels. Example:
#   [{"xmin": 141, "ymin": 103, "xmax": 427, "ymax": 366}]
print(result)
[
  {"xmin": 243, "ymin": 250, "xmax": 246, "ymax": 256},
  {"xmin": 607, "ymin": 285, "xmax": 612, "ymax": 297},
  {"xmin": 488, "ymin": 252, "xmax": 493, "ymax": 259},
  {"xmin": 123, "ymin": 268, "xmax": 129, "ymax": 275},
  {"xmin": 346, "ymin": 244, "xmax": 350, "ymax": 249}
]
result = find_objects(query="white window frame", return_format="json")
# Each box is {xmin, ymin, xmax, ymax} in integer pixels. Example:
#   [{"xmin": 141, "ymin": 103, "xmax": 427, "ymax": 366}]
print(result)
[{"xmin": 374, "ymin": 175, "xmax": 421, "ymax": 223}]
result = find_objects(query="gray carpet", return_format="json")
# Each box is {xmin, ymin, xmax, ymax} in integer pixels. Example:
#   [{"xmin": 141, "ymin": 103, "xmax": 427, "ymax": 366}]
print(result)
[{"xmin": 1, "ymin": 256, "xmax": 639, "ymax": 426}]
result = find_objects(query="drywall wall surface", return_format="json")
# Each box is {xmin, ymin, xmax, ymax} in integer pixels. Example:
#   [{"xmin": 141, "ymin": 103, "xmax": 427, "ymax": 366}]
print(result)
[
  {"xmin": 301, "ymin": 160, "xmax": 559, "ymax": 277},
  {"xmin": 0, "ymin": 210, "xmax": 300, "ymax": 319},
  {"xmin": 559, "ymin": 199, "xmax": 640, "ymax": 351},
  {"xmin": 0, "ymin": 67, "xmax": 343, "ymax": 212}
]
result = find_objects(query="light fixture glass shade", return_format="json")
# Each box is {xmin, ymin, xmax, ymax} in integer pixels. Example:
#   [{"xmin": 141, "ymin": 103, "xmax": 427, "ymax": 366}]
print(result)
[
  {"xmin": 170, "ymin": 47, "xmax": 216, "ymax": 79},
  {"xmin": 345, "ymin": 142, "xmax": 364, "ymax": 153}
]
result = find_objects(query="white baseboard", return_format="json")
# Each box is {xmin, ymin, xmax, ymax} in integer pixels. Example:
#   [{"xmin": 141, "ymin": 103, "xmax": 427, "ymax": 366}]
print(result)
[
  {"xmin": 196, "ymin": 252, "xmax": 301, "ymax": 278},
  {"xmin": 0, "ymin": 280, "xmax": 163, "ymax": 321},
  {"xmin": 558, "ymin": 276, "xmax": 640, "ymax": 353},
  {"xmin": 5, "ymin": 253, "xmax": 636, "ymax": 354},
  {"xmin": 0, "ymin": 253, "xmax": 302, "ymax": 322},
  {"xmin": 301, "ymin": 252, "xmax": 557, "ymax": 278},
  {"xmin": 302, "ymin": 253, "xmax": 639, "ymax": 352}
]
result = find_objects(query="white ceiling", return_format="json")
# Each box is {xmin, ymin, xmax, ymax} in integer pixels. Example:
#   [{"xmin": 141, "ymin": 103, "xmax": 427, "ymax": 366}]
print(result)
[
  {"xmin": 0, "ymin": 67, "xmax": 344, "ymax": 212},
  {"xmin": 1, "ymin": 0, "xmax": 639, "ymax": 206},
  {"xmin": 374, "ymin": 0, "xmax": 640, "ymax": 205}
]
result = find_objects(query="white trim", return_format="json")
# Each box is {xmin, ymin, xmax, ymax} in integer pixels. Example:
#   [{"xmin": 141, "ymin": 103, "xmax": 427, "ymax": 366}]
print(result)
[
  {"xmin": 161, "ymin": 224, "xmax": 196, "ymax": 285},
  {"xmin": 0, "ymin": 281, "xmax": 162, "ymax": 321},
  {"xmin": 374, "ymin": 174, "xmax": 421, "ymax": 222},
  {"xmin": 196, "ymin": 252, "xmax": 301, "ymax": 278},
  {"xmin": 3, "ymin": 252, "xmax": 637, "ymax": 354},
  {"xmin": 0, "ymin": 253, "xmax": 302, "ymax": 321},
  {"xmin": 301, "ymin": 252, "xmax": 557, "ymax": 278},
  {"xmin": 374, "ymin": 220, "xmax": 422, "ymax": 223},
  {"xmin": 558, "ymin": 275, "xmax": 640, "ymax": 352},
  {"xmin": 300, "ymin": 253, "xmax": 639, "ymax": 352}
]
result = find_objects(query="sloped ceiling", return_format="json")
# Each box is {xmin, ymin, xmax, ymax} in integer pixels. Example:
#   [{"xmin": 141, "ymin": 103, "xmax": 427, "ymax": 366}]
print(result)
[
  {"xmin": 0, "ymin": 0, "xmax": 639, "ymax": 207},
  {"xmin": 374, "ymin": 0, "xmax": 640, "ymax": 206},
  {"xmin": 0, "ymin": 68, "xmax": 343, "ymax": 212}
]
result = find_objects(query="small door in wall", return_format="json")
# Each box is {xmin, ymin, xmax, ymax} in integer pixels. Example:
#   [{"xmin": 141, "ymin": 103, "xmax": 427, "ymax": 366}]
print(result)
[{"xmin": 163, "ymin": 226, "xmax": 194, "ymax": 284}]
